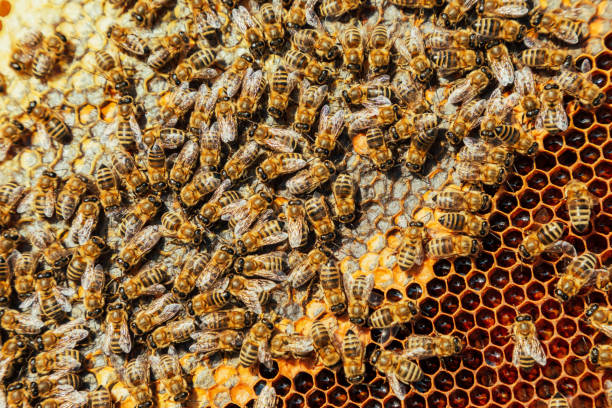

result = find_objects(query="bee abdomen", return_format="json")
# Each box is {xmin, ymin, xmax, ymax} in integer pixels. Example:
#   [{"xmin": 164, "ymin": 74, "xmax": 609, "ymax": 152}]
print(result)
[
  {"xmin": 369, "ymin": 307, "xmax": 393, "ymax": 328},
  {"xmin": 536, "ymin": 221, "xmax": 564, "ymax": 245},
  {"xmin": 568, "ymin": 198, "xmax": 591, "ymax": 232}
]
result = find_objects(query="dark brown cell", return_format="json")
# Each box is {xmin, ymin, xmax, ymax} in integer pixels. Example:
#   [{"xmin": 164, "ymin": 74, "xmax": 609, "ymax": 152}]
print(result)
[
  {"xmin": 544, "ymin": 134, "xmax": 564, "ymax": 152},
  {"xmin": 564, "ymin": 356, "xmax": 586, "ymax": 377},
  {"xmin": 426, "ymin": 278, "xmax": 446, "ymax": 297},
  {"xmin": 557, "ymin": 377, "xmax": 578, "ymax": 397},
  {"xmin": 535, "ymin": 319, "xmax": 554, "ymax": 341},
  {"xmin": 588, "ymin": 126, "xmax": 608, "ymax": 145},
  {"xmin": 526, "ymin": 282, "xmax": 545, "ymax": 301},
  {"xmin": 603, "ymin": 141, "xmax": 612, "ymax": 160},
  {"xmin": 491, "ymin": 326, "xmax": 510, "ymax": 346},
  {"xmin": 328, "ymin": 386, "xmax": 347, "ymax": 406},
  {"xmin": 550, "ymin": 167, "xmax": 571, "ymax": 186},
  {"xmin": 447, "ymin": 275, "xmax": 465, "ymax": 294},
  {"xmin": 558, "ymin": 148, "xmax": 578, "ymax": 166},
  {"xmin": 542, "ymin": 359, "xmax": 562, "ymax": 379},
  {"xmin": 385, "ymin": 288, "xmax": 403, "ymax": 302},
  {"xmin": 476, "ymin": 367, "xmax": 497, "ymax": 387},
  {"xmin": 503, "ymin": 285, "xmax": 525, "ymax": 306},
  {"xmin": 294, "ymin": 373, "xmax": 314, "ymax": 394},
  {"xmin": 460, "ymin": 292, "xmax": 480, "ymax": 310},
  {"xmin": 441, "ymin": 295, "xmax": 458, "ymax": 314},
  {"xmin": 307, "ymin": 390, "xmax": 326, "ymax": 408},
  {"xmin": 433, "ymin": 371, "xmax": 454, "ymax": 391},
  {"xmin": 448, "ymin": 390, "xmax": 469, "ymax": 408},
  {"xmin": 513, "ymin": 382, "xmax": 535, "ymax": 402},
  {"xmin": 503, "ymin": 229, "xmax": 522, "ymax": 247},
  {"xmin": 496, "ymin": 249, "xmax": 517, "ymax": 268},
  {"xmin": 405, "ymin": 283, "xmax": 422, "ymax": 299},
  {"xmin": 535, "ymin": 379, "xmax": 555, "ymax": 399},
  {"xmin": 453, "ymin": 257, "xmax": 471, "ymax": 275},
  {"xmin": 542, "ymin": 186, "xmax": 563, "ymax": 205},
  {"xmin": 369, "ymin": 379, "xmax": 388, "ymax": 399},
  {"xmin": 571, "ymin": 335, "xmax": 592, "ymax": 356},
  {"xmin": 605, "ymin": 32, "xmax": 612, "ymax": 50},
  {"xmin": 589, "ymin": 178, "xmax": 608, "ymax": 197},
  {"xmin": 497, "ymin": 193, "xmax": 518, "ymax": 213},
  {"xmin": 462, "ymin": 349, "xmax": 483, "ymax": 370},
  {"xmin": 490, "ymin": 211, "xmax": 510, "ymax": 231},
  {"xmin": 404, "ymin": 394, "xmax": 426, "ymax": 408},
  {"xmin": 454, "ymin": 311, "xmax": 474, "ymax": 331},
  {"xmin": 484, "ymin": 346, "xmax": 503, "ymax": 367},
  {"xmin": 260, "ymin": 360, "xmax": 279, "ymax": 379},
  {"xmin": 286, "ymin": 393, "xmax": 305, "ymax": 408},
  {"xmin": 455, "ymin": 369, "xmax": 474, "ymax": 389},
  {"xmin": 541, "ymin": 299, "xmax": 562, "ymax": 319},
  {"xmin": 348, "ymin": 385, "xmax": 368, "ymax": 403},
  {"xmin": 420, "ymin": 298, "xmax": 439, "ymax": 318},
  {"xmin": 580, "ymin": 374, "xmax": 601, "ymax": 394},
  {"xmin": 315, "ymin": 369, "xmax": 335, "ymax": 390},
  {"xmin": 519, "ymin": 189, "xmax": 539, "ymax": 209},
  {"xmin": 563, "ymin": 296, "xmax": 585, "ymax": 317},
  {"xmin": 369, "ymin": 289, "xmax": 384, "ymax": 307},
  {"xmin": 596, "ymin": 105, "xmax": 612, "ymax": 124},
  {"xmin": 476, "ymin": 307, "xmax": 495, "ymax": 329},
  {"xmin": 490, "ymin": 268, "xmax": 510, "ymax": 288},
  {"xmin": 499, "ymin": 364, "xmax": 519, "ymax": 384},
  {"xmin": 592, "ymin": 70, "xmax": 608, "ymax": 87},
  {"xmin": 364, "ymin": 399, "xmax": 382, "ymax": 408},
  {"xmin": 469, "ymin": 386, "xmax": 490, "ymax": 405},
  {"xmin": 427, "ymin": 392, "xmax": 446, "ymax": 408},
  {"xmin": 548, "ymin": 338, "xmax": 569, "ymax": 358},
  {"xmin": 492, "ymin": 385, "xmax": 512, "ymax": 404},
  {"xmin": 383, "ymin": 397, "xmax": 401, "ymax": 408},
  {"xmin": 556, "ymin": 317, "xmax": 577, "ymax": 338},
  {"xmin": 580, "ymin": 145, "xmax": 601, "ymax": 163},
  {"xmin": 595, "ymin": 52, "xmax": 612, "ymax": 69},
  {"xmin": 274, "ymin": 376, "xmax": 292, "ymax": 396},
  {"xmin": 527, "ymin": 171, "xmax": 548, "ymax": 189},
  {"xmin": 467, "ymin": 272, "xmax": 486, "ymax": 289},
  {"xmin": 496, "ymin": 305, "xmax": 516, "ymax": 325},
  {"xmin": 515, "ymin": 155, "xmax": 534, "ymax": 175},
  {"xmin": 434, "ymin": 314, "xmax": 454, "ymax": 334},
  {"xmin": 573, "ymin": 164, "xmax": 595, "ymax": 181}
]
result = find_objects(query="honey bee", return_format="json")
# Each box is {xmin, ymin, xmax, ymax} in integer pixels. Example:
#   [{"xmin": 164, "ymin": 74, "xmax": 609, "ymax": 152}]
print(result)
[
  {"xmin": 368, "ymin": 299, "xmax": 418, "ymax": 333},
  {"xmin": 147, "ymin": 31, "xmax": 192, "ymax": 71},
  {"xmin": 437, "ymin": 211, "xmax": 490, "ymax": 238},
  {"xmin": 310, "ymin": 318, "xmax": 341, "ymax": 368},
  {"xmin": 0, "ymin": 337, "xmax": 29, "ymax": 380},
  {"xmin": 161, "ymin": 209, "xmax": 203, "ymax": 246},
  {"xmin": 66, "ymin": 236, "xmax": 107, "ymax": 282},
  {"xmin": 102, "ymin": 96, "xmax": 142, "ymax": 151},
  {"xmin": 347, "ymin": 98, "xmax": 401, "ymax": 135},
  {"xmin": 225, "ymin": 190, "xmax": 274, "ymax": 237},
  {"xmin": 172, "ymin": 48, "xmax": 217, "ymax": 85},
  {"xmin": 88, "ymin": 386, "xmax": 112, "ymax": 408},
  {"xmin": 28, "ymin": 170, "xmax": 59, "ymax": 219},
  {"xmin": 198, "ymin": 189, "xmax": 250, "ymax": 228},
  {"xmin": 198, "ymin": 122, "xmax": 221, "ymax": 170},
  {"xmin": 29, "ymin": 372, "xmax": 81, "ymax": 400},
  {"xmin": 0, "ymin": 118, "xmax": 29, "ymax": 163},
  {"xmin": 120, "ymin": 263, "xmax": 169, "ymax": 301},
  {"xmin": 0, "ymin": 308, "xmax": 44, "ymax": 335},
  {"xmin": 6, "ymin": 380, "xmax": 31, "ymax": 408},
  {"xmin": 257, "ymin": 153, "xmax": 308, "ymax": 183},
  {"xmin": 397, "ymin": 221, "xmax": 427, "ymax": 272},
  {"xmin": 426, "ymin": 234, "xmax": 482, "ymax": 259},
  {"xmin": 404, "ymin": 124, "xmax": 438, "ymax": 173},
  {"xmin": 144, "ymin": 141, "xmax": 167, "ymax": 192},
  {"xmin": 28, "ymin": 388, "xmax": 88, "ymax": 408},
  {"xmin": 68, "ymin": 195, "xmax": 100, "ymax": 245},
  {"xmin": 342, "ymin": 328, "xmax": 365, "ymax": 384},
  {"xmin": 195, "ymin": 245, "xmax": 236, "ymax": 291},
  {"xmin": 510, "ymin": 314, "xmax": 546, "ymax": 369},
  {"xmin": 424, "ymin": 27, "xmax": 486, "ymax": 50},
  {"xmin": 284, "ymin": 199, "xmax": 309, "ymax": 249},
  {"xmin": 287, "ymin": 247, "xmax": 330, "ymax": 288},
  {"xmin": 370, "ymin": 349, "xmax": 424, "ymax": 397},
  {"xmin": 270, "ymin": 332, "xmax": 314, "ymax": 359},
  {"xmin": 293, "ymin": 81, "xmax": 328, "ymax": 134},
  {"xmin": 234, "ymin": 252, "xmax": 287, "ymax": 281},
  {"xmin": 130, "ymin": 293, "xmax": 181, "ymax": 335},
  {"xmin": 473, "ymin": 17, "xmax": 526, "ymax": 42},
  {"xmin": 239, "ymin": 318, "xmax": 274, "ymax": 367},
  {"xmin": 258, "ymin": 0, "xmax": 285, "ymax": 50},
  {"xmin": 554, "ymin": 253, "xmax": 603, "ymax": 301},
  {"xmin": 188, "ymin": 85, "xmax": 216, "ymax": 137},
  {"xmin": 200, "ymin": 308, "xmax": 257, "ymax": 331},
  {"xmin": 179, "ymin": 168, "xmax": 221, "ymax": 207},
  {"xmin": 95, "ymin": 165, "xmax": 121, "ymax": 216},
  {"xmin": 121, "ymin": 355, "xmax": 154, "ymax": 408},
  {"xmin": 188, "ymin": 289, "xmax": 232, "ymax": 316},
  {"xmin": 93, "ymin": 50, "xmax": 134, "ymax": 97},
  {"xmin": 267, "ymin": 65, "xmax": 298, "ymax": 120},
  {"xmin": 32, "ymin": 32, "xmax": 69, "ymax": 80},
  {"xmin": 132, "ymin": 0, "xmax": 172, "ymax": 27},
  {"xmin": 54, "ymin": 174, "xmax": 88, "ymax": 221},
  {"xmin": 235, "ymin": 220, "xmax": 288, "ymax": 255},
  {"xmin": 584, "ymin": 304, "xmax": 612, "ymax": 339},
  {"xmin": 305, "ymin": 195, "xmax": 336, "ymax": 242},
  {"xmin": 448, "ymin": 67, "xmax": 493, "ymax": 104},
  {"xmin": 557, "ymin": 69, "xmax": 605, "ymax": 109},
  {"xmin": 285, "ymin": 50, "xmax": 333, "ymax": 85},
  {"xmin": 513, "ymin": 67, "xmax": 540, "ymax": 123},
  {"xmin": 148, "ymin": 317, "xmax": 197, "ymax": 349},
  {"xmin": 9, "ymin": 30, "xmax": 43, "ymax": 74},
  {"xmin": 118, "ymin": 195, "xmax": 162, "ymax": 240},
  {"xmin": 186, "ymin": 0, "xmax": 222, "ymax": 43},
  {"xmin": 102, "ymin": 301, "xmax": 131, "ymax": 355},
  {"xmin": 0, "ymin": 182, "xmax": 25, "ymax": 226},
  {"xmin": 404, "ymin": 334, "xmax": 465, "ymax": 359},
  {"xmin": 29, "ymin": 348, "xmax": 83, "ymax": 375},
  {"xmin": 429, "ymin": 48, "xmax": 483, "ymax": 81},
  {"xmin": 285, "ymin": 0, "xmax": 319, "ymax": 29},
  {"xmin": 232, "ymin": 6, "xmax": 266, "ymax": 58},
  {"xmin": 292, "ymin": 28, "xmax": 340, "ymax": 62},
  {"xmin": 518, "ymin": 221, "xmax": 576, "ymax": 260},
  {"xmin": 590, "ymin": 344, "xmax": 612, "ymax": 369},
  {"xmin": 486, "ymin": 41, "xmax": 514, "ymax": 87},
  {"xmin": 29, "ymin": 228, "xmax": 71, "ymax": 271},
  {"xmin": 344, "ymin": 272, "xmax": 374, "ymax": 326},
  {"xmin": 515, "ymin": 48, "xmax": 573, "ymax": 71},
  {"xmin": 223, "ymin": 141, "xmax": 260, "ymax": 184},
  {"xmin": 529, "ymin": 7, "xmax": 588, "ymax": 45},
  {"xmin": 159, "ymin": 82, "xmax": 199, "ymax": 127},
  {"xmin": 111, "ymin": 148, "xmax": 149, "ymax": 196},
  {"xmin": 82, "ymin": 264, "xmax": 106, "ymax": 319},
  {"xmin": 189, "ymin": 329, "xmax": 244, "ymax": 355},
  {"xmin": 342, "ymin": 76, "xmax": 393, "ymax": 109},
  {"xmin": 169, "ymin": 137, "xmax": 200, "ymax": 191},
  {"xmin": 150, "ymin": 352, "xmax": 189, "ymax": 403},
  {"xmin": 395, "ymin": 26, "xmax": 434, "ymax": 83},
  {"xmin": 367, "ymin": 22, "xmax": 397, "ymax": 75},
  {"xmin": 331, "ymin": 173, "xmax": 355, "ymax": 223},
  {"xmin": 439, "ymin": 0, "xmax": 478, "ymax": 27},
  {"xmin": 287, "ymin": 158, "xmax": 336, "ymax": 196},
  {"xmin": 27, "ymin": 101, "xmax": 71, "ymax": 146},
  {"xmin": 460, "ymin": 138, "xmax": 514, "ymax": 168},
  {"xmin": 0, "ymin": 227, "xmax": 20, "ymax": 273},
  {"xmin": 429, "ymin": 186, "xmax": 491, "ymax": 213},
  {"xmin": 172, "ymin": 251, "xmax": 210, "ymax": 298},
  {"xmin": 477, "ymin": 0, "xmax": 528, "ymax": 16},
  {"xmin": 365, "ymin": 127, "xmax": 394, "ymax": 171},
  {"xmin": 564, "ymin": 180, "xmax": 596, "ymax": 233},
  {"xmin": 13, "ymin": 251, "xmax": 38, "ymax": 301},
  {"xmin": 456, "ymin": 161, "xmax": 507, "ymax": 186},
  {"xmin": 340, "ymin": 24, "xmax": 365, "ymax": 74},
  {"xmin": 116, "ymin": 225, "xmax": 162, "ymax": 272},
  {"xmin": 248, "ymin": 124, "xmax": 301, "ymax": 153},
  {"xmin": 313, "ymin": 105, "xmax": 345, "ymax": 158},
  {"xmin": 106, "ymin": 25, "xmax": 150, "ymax": 57},
  {"xmin": 536, "ymin": 82, "xmax": 568, "ymax": 134},
  {"xmin": 229, "ymin": 275, "xmax": 278, "ymax": 314}
]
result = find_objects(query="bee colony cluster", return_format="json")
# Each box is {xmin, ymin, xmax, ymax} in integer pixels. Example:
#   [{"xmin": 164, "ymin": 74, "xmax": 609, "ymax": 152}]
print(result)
[{"xmin": 0, "ymin": 0, "xmax": 610, "ymax": 407}]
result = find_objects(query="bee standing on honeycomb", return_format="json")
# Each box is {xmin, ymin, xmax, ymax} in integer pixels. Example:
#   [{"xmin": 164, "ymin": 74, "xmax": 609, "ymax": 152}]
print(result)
[{"xmin": 0, "ymin": 0, "xmax": 609, "ymax": 406}]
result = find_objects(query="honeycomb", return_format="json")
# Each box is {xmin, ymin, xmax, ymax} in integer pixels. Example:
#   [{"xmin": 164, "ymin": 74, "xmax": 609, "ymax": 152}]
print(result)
[{"xmin": 0, "ymin": 0, "xmax": 611, "ymax": 408}]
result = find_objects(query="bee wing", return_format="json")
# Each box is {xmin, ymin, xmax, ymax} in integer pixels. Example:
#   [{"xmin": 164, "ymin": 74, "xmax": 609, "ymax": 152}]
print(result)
[
  {"xmin": 255, "ymin": 385, "xmax": 277, "ymax": 408},
  {"xmin": 488, "ymin": 51, "xmax": 514, "ymax": 87},
  {"xmin": 448, "ymin": 78, "xmax": 475, "ymax": 105},
  {"xmin": 54, "ymin": 328, "xmax": 90, "ymax": 352},
  {"xmin": 129, "ymin": 114, "xmax": 143, "ymax": 149},
  {"xmin": 287, "ymin": 214, "xmax": 306, "ymax": 249},
  {"xmin": 19, "ymin": 292, "xmax": 38, "ymax": 311},
  {"xmin": 403, "ymin": 335, "xmax": 435, "ymax": 359},
  {"xmin": 342, "ymin": 271, "xmax": 355, "ymax": 299},
  {"xmin": 234, "ymin": 208, "xmax": 261, "ymax": 238},
  {"xmin": 461, "ymin": 99, "xmax": 487, "ymax": 123},
  {"xmin": 264, "ymin": 128, "xmax": 300, "ymax": 153},
  {"xmin": 102, "ymin": 322, "xmax": 113, "ymax": 355},
  {"xmin": 286, "ymin": 169, "xmax": 313, "ymax": 195},
  {"xmin": 77, "ymin": 216, "xmax": 97, "ymax": 246},
  {"xmin": 189, "ymin": 330, "xmax": 218, "ymax": 353},
  {"xmin": 81, "ymin": 263, "xmax": 100, "ymax": 291},
  {"xmin": 15, "ymin": 310, "xmax": 45, "ymax": 332},
  {"xmin": 260, "ymin": 230, "xmax": 288, "ymax": 246},
  {"xmin": 258, "ymin": 342, "xmax": 273, "ymax": 369},
  {"xmin": 318, "ymin": 104, "xmax": 330, "ymax": 133},
  {"xmin": 328, "ymin": 109, "xmax": 346, "ymax": 137},
  {"xmin": 555, "ymin": 22, "xmax": 582, "ymax": 44},
  {"xmin": 305, "ymin": 0, "xmax": 321, "ymax": 27},
  {"xmin": 220, "ymin": 199, "xmax": 248, "ymax": 221},
  {"xmin": 408, "ymin": 26, "xmax": 426, "ymax": 55},
  {"xmin": 526, "ymin": 335, "xmax": 547, "ymax": 366},
  {"xmin": 42, "ymin": 188, "xmax": 57, "ymax": 218},
  {"xmin": 387, "ymin": 372, "xmax": 407, "ymax": 399},
  {"xmin": 546, "ymin": 240, "xmax": 577, "ymax": 257},
  {"xmin": 102, "ymin": 120, "xmax": 119, "ymax": 142},
  {"xmin": 285, "ymin": 335, "xmax": 314, "ymax": 355},
  {"xmin": 15, "ymin": 191, "xmax": 33, "ymax": 215},
  {"xmin": 119, "ymin": 319, "xmax": 132, "ymax": 354},
  {"xmin": 552, "ymin": 104, "xmax": 569, "ymax": 132},
  {"xmin": 219, "ymin": 113, "xmax": 237, "ymax": 144},
  {"xmin": 347, "ymin": 108, "xmax": 377, "ymax": 133},
  {"xmin": 493, "ymin": 3, "xmax": 528, "ymax": 17}
]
